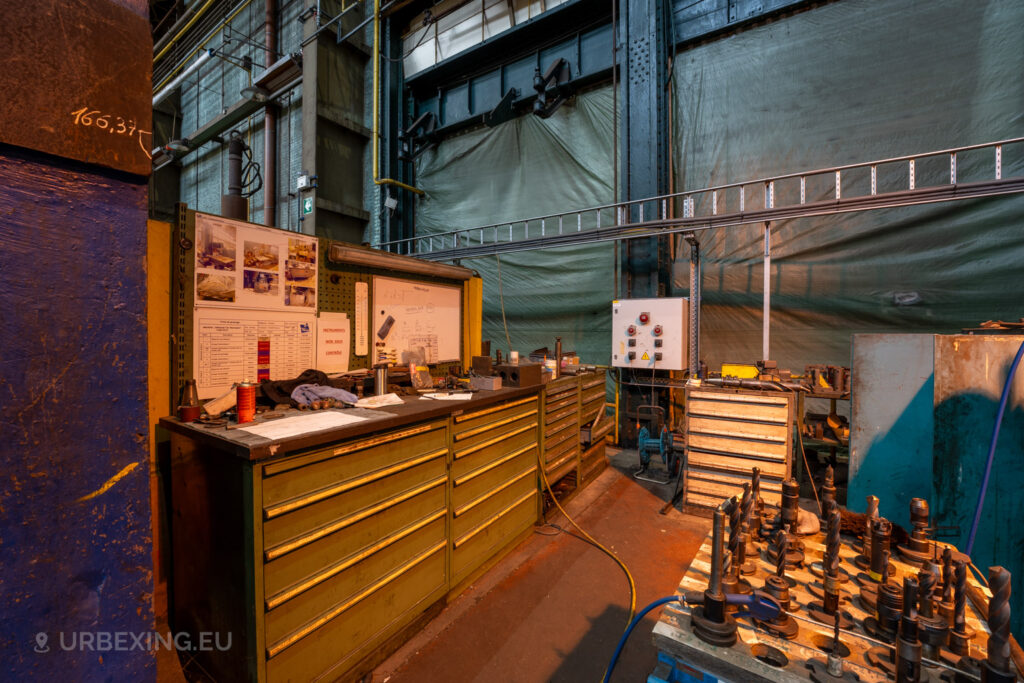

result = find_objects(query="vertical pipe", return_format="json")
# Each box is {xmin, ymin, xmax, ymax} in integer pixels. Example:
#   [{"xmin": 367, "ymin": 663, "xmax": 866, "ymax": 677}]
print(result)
[
  {"xmin": 763, "ymin": 221, "xmax": 771, "ymax": 361},
  {"xmin": 264, "ymin": 0, "xmax": 278, "ymax": 227}
]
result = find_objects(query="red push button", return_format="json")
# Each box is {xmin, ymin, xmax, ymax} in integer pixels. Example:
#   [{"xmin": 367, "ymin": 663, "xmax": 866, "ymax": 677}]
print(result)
[
  {"xmin": 627, "ymin": 325, "xmax": 637, "ymax": 336},
  {"xmin": 653, "ymin": 325, "xmax": 663, "ymax": 336},
  {"xmin": 638, "ymin": 312, "xmax": 650, "ymax": 324}
]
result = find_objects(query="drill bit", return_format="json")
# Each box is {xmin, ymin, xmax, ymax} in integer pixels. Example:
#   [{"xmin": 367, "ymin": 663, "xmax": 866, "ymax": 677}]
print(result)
[
  {"xmin": 727, "ymin": 494, "xmax": 741, "ymax": 565},
  {"xmin": 917, "ymin": 563, "xmax": 936, "ymax": 619},
  {"xmin": 942, "ymin": 548, "xmax": 953, "ymax": 602},
  {"xmin": 740, "ymin": 482, "xmax": 753, "ymax": 528},
  {"xmin": 987, "ymin": 566, "xmax": 1012, "ymax": 674},
  {"xmin": 776, "ymin": 530, "xmax": 789, "ymax": 578},
  {"xmin": 954, "ymin": 560, "xmax": 968, "ymax": 634},
  {"xmin": 827, "ymin": 507, "xmax": 841, "ymax": 575},
  {"xmin": 821, "ymin": 465, "xmax": 836, "ymax": 516}
]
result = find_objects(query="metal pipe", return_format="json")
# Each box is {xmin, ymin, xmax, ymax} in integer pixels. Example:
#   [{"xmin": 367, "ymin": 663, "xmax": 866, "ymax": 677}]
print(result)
[
  {"xmin": 762, "ymin": 221, "xmax": 771, "ymax": 361},
  {"xmin": 154, "ymin": 0, "xmax": 217, "ymax": 64},
  {"xmin": 373, "ymin": 0, "xmax": 424, "ymax": 195},
  {"xmin": 153, "ymin": 49, "xmax": 212, "ymax": 106},
  {"xmin": 264, "ymin": 0, "xmax": 278, "ymax": 227},
  {"xmin": 153, "ymin": 0, "xmax": 257, "ymax": 93}
]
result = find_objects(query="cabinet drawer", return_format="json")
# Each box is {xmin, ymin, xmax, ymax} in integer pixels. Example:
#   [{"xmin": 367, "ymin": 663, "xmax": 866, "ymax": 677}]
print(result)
[
  {"xmin": 264, "ymin": 456, "xmax": 447, "ymax": 558},
  {"xmin": 544, "ymin": 424, "xmax": 577, "ymax": 455},
  {"xmin": 452, "ymin": 489, "xmax": 536, "ymax": 583},
  {"xmin": 544, "ymin": 393, "xmax": 577, "ymax": 415},
  {"xmin": 452, "ymin": 443, "xmax": 537, "ymax": 509},
  {"xmin": 580, "ymin": 373, "xmax": 605, "ymax": 391},
  {"xmin": 545, "ymin": 403, "xmax": 577, "ymax": 427},
  {"xmin": 266, "ymin": 539, "xmax": 446, "ymax": 682},
  {"xmin": 262, "ymin": 420, "xmax": 447, "ymax": 515},
  {"xmin": 453, "ymin": 396, "xmax": 538, "ymax": 436},
  {"xmin": 545, "ymin": 376, "xmax": 578, "ymax": 396},
  {"xmin": 581, "ymin": 384, "xmax": 604, "ymax": 405},
  {"xmin": 264, "ymin": 478, "xmax": 446, "ymax": 610},
  {"xmin": 545, "ymin": 434, "xmax": 577, "ymax": 464},
  {"xmin": 453, "ymin": 406, "xmax": 538, "ymax": 454},
  {"xmin": 453, "ymin": 468, "xmax": 536, "ymax": 540},
  {"xmin": 452, "ymin": 418, "xmax": 537, "ymax": 480},
  {"xmin": 545, "ymin": 413, "xmax": 577, "ymax": 439},
  {"xmin": 265, "ymin": 516, "xmax": 446, "ymax": 659}
]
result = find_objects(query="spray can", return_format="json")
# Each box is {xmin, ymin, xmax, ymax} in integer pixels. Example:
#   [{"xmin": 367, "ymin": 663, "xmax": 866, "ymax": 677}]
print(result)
[{"xmin": 237, "ymin": 382, "xmax": 256, "ymax": 423}]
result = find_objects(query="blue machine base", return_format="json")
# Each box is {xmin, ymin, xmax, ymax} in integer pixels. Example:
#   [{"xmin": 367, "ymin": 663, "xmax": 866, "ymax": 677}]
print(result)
[{"xmin": 648, "ymin": 651, "xmax": 722, "ymax": 683}]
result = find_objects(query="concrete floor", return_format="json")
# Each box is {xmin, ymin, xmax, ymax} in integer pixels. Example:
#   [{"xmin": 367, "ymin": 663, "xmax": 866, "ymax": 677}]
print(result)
[{"xmin": 371, "ymin": 448, "xmax": 711, "ymax": 683}]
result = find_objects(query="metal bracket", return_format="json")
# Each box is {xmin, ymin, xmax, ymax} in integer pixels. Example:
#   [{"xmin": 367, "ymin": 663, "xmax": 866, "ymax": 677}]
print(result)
[
  {"xmin": 398, "ymin": 111, "xmax": 437, "ymax": 162},
  {"xmin": 532, "ymin": 58, "xmax": 572, "ymax": 119},
  {"xmin": 484, "ymin": 88, "xmax": 519, "ymax": 128}
]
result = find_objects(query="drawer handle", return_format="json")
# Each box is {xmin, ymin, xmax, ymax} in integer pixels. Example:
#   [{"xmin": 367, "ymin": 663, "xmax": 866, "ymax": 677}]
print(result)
[
  {"xmin": 453, "ymin": 489, "xmax": 536, "ymax": 549},
  {"xmin": 453, "ymin": 408, "xmax": 537, "ymax": 441},
  {"xmin": 265, "ymin": 475, "xmax": 447, "ymax": 561},
  {"xmin": 262, "ymin": 421, "xmax": 445, "ymax": 477},
  {"xmin": 266, "ymin": 540, "xmax": 446, "ymax": 659},
  {"xmin": 264, "ymin": 448, "xmax": 447, "ymax": 519},
  {"xmin": 454, "ymin": 466, "xmax": 536, "ymax": 518},
  {"xmin": 453, "ymin": 443, "xmax": 536, "ymax": 487},
  {"xmin": 266, "ymin": 508, "xmax": 445, "ymax": 611},
  {"xmin": 454, "ymin": 396, "xmax": 536, "ymax": 422},
  {"xmin": 454, "ymin": 423, "xmax": 535, "ymax": 460}
]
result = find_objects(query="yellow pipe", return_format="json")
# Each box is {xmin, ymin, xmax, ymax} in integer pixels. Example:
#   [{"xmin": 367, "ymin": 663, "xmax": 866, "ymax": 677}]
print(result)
[
  {"xmin": 373, "ymin": 0, "xmax": 425, "ymax": 195},
  {"xmin": 153, "ymin": 0, "xmax": 256, "ymax": 93},
  {"xmin": 154, "ymin": 0, "xmax": 218, "ymax": 64}
]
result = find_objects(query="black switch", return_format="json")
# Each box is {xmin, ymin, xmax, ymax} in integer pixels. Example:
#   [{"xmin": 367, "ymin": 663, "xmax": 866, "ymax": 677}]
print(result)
[
  {"xmin": 628, "ymin": 339, "xmax": 636, "ymax": 347},
  {"xmin": 655, "ymin": 352, "xmax": 663, "ymax": 361},
  {"xmin": 627, "ymin": 351, "xmax": 636, "ymax": 361},
  {"xmin": 654, "ymin": 339, "xmax": 663, "ymax": 348}
]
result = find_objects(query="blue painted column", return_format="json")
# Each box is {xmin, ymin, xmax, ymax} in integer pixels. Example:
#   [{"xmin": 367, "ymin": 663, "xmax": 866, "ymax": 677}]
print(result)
[
  {"xmin": 0, "ymin": 0, "xmax": 155, "ymax": 677},
  {"xmin": 620, "ymin": 0, "xmax": 671, "ymax": 297}
]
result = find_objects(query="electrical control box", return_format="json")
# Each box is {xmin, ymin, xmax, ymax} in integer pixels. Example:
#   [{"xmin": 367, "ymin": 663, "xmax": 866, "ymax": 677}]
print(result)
[{"xmin": 611, "ymin": 297, "xmax": 689, "ymax": 370}]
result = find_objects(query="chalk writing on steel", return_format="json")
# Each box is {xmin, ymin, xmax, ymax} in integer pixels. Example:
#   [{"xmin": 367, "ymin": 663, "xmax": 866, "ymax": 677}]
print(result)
[{"xmin": 70, "ymin": 107, "xmax": 152, "ymax": 158}]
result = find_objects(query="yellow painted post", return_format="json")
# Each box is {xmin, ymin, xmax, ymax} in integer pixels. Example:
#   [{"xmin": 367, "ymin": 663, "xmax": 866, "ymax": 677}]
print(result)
[
  {"xmin": 146, "ymin": 219, "xmax": 173, "ymax": 620},
  {"xmin": 462, "ymin": 276, "xmax": 483, "ymax": 368}
]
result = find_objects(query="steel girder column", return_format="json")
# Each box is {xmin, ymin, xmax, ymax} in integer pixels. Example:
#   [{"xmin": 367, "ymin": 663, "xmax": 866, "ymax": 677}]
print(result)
[
  {"xmin": 620, "ymin": 0, "xmax": 671, "ymax": 298},
  {"xmin": 382, "ymin": 14, "xmax": 414, "ymax": 244}
]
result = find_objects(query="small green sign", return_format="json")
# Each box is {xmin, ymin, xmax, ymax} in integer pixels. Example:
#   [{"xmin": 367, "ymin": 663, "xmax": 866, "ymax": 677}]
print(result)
[{"xmin": 302, "ymin": 197, "xmax": 313, "ymax": 215}]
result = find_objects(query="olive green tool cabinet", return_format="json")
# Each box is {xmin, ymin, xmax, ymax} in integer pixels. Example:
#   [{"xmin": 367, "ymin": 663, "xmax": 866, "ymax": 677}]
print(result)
[{"xmin": 162, "ymin": 371, "xmax": 608, "ymax": 682}]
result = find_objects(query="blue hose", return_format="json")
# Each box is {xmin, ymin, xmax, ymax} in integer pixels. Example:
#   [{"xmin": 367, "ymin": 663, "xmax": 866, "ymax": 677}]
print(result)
[
  {"xmin": 965, "ymin": 339, "xmax": 1024, "ymax": 556},
  {"xmin": 602, "ymin": 596, "xmax": 680, "ymax": 683}
]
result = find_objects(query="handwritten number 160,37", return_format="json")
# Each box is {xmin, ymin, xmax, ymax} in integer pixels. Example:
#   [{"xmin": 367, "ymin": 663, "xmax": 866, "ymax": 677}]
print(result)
[{"xmin": 71, "ymin": 107, "xmax": 137, "ymax": 136}]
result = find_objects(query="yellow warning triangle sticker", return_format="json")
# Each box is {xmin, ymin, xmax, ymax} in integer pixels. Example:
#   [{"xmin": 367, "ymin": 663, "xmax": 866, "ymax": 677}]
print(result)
[{"xmin": 641, "ymin": 351, "xmax": 650, "ymax": 360}]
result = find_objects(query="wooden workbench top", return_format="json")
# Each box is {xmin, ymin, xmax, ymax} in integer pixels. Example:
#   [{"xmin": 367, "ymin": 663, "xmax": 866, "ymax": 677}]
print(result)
[{"xmin": 159, "ymin": 384, "xmax": 542, "ymax": 461}]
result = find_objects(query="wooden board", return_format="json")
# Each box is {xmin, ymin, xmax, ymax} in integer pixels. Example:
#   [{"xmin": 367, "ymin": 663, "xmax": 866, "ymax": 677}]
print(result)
[{"xmin": 683, "ymin": 387, "xmax": 793, "ymax": 511}]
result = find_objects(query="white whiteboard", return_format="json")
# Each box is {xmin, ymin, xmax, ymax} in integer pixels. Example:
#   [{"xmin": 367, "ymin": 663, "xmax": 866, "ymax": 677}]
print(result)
[{"xmin": 372, "ymin": 276, "xmax": 461, "ymax": 364}]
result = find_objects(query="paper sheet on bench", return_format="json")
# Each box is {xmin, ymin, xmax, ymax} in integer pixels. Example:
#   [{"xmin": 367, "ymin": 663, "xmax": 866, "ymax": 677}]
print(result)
[{"xmin": 237, "ymin": 411, "xmax": 367, "ymax": 439}]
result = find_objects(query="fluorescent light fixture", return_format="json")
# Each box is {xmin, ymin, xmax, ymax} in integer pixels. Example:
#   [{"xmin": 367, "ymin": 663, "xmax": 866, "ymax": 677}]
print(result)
[{"xmin": 328, "ymin": 242, "xmax": 473, "ymax": 281}]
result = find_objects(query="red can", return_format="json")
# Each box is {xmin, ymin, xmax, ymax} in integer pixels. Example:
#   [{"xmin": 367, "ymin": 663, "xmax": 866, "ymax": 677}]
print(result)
[{"xmin": 237, "ymin": 382, "xmax": 256, "ymax": 423}]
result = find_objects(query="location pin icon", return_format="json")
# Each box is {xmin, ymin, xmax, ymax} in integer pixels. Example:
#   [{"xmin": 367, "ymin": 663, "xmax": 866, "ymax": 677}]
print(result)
[{"xmin": 35, "ymin": 632, "xmax": 49, "ymax": 653}]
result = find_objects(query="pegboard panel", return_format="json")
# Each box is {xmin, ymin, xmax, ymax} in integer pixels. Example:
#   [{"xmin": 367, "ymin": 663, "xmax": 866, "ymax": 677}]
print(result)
[
  {"xmin": 318, "ymin": 240, "xmax": 467, "ymax": 373},
  {"xmin": 172, "ymin": 204, "xmax": 196, "ymax": 402}
]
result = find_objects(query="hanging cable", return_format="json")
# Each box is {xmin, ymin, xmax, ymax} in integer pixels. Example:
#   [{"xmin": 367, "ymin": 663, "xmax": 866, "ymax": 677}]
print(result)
[
  {"xmin": 966, "ymin": 339, "xmax": 1024, "ymax": 555},
  {"xmin": 495, "ymin": 253, "xmax": 513, "ymax": 355}
]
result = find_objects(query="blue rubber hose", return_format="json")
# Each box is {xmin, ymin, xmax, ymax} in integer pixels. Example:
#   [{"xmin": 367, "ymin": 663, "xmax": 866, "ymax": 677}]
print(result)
[
  {"xmin": 602, "ymin": 596, "xmax": 680, "ymax": 683},
  {"xmin": 965, "ymin": 339, "xmax": 1024, "ymax": 556}
]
